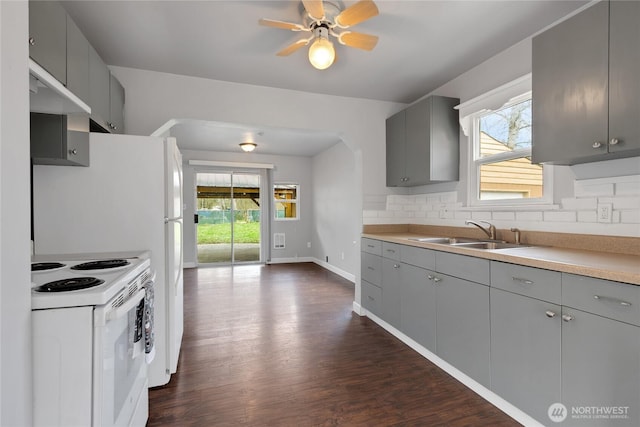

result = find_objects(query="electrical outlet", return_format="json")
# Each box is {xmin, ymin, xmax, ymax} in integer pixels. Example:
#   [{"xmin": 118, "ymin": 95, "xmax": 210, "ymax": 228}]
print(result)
[
  {"xmin": 341, "ymin": 252, "xmax": 345, "ymax": 260},
  {"xmin": 597, "ymin": 203, "xmax": 612, "ymax": 223},
  {"xmin": 307, "ymin": 242, "xmax": 311, "ymax": 248}
]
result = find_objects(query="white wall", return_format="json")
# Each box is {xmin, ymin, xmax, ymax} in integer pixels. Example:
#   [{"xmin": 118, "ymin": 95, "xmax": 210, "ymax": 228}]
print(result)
[
  {"xmin": 364, "ymin": 37, "xmax": 640, "ymax": 237},
  {"xmin": 0, "ymin": 1, "xmax": 33, "ymax": 425},
  {"xmin": 311, "ymin": 142, "xmax": 358, "ymax": 280},
  {"xmin": 180, "ymin": 149, "xmax": 315, "ymax": 265}
]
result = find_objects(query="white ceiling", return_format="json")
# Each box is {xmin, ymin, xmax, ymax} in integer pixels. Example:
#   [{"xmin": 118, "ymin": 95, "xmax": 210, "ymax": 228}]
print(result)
[{"xmin": 61, "ymin": 0, "xmax": 587, "ymax": 156}]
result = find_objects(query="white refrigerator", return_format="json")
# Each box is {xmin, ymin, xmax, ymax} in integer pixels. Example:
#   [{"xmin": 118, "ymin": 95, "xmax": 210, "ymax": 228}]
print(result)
[{"xmin": 33, "ymin": 133, "xmax": 184, "ymax": 387}]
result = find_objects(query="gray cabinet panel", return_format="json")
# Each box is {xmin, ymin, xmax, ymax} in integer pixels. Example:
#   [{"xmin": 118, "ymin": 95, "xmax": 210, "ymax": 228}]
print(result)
[
  {"xmin": 30, "ymin": 113, "xmax": 89, "ymax": 166},
  {"xmin": 386, "ymin": 111, "xmax": 406, "ymax": 186},
  {"xmin": 362, "ymin": 238, "xmax": 382, "ymax": 256},
  {"xmin": 608, "ymin": 0, "xmax": 640, "ymax": 155},
  {"xmin": 381, "ymin": 242, "xmax": 401, "ymax": 261},
  {"xmin": 562, "ymin": 308, "xmax": 640, "ymax": 427},
  {"xmin": 66, "ymin": 16, "xmax": 89, "ymax": 104},
  {"xmin": 490, "ymin": 288, "xmax": 561, "ymax": 423},
  {"xmin": 29, "ymin": 1, "xmax": 67, "ymax": 84},
  {"xmin": 405, "ymin": 99, "xmax": 431, "ymax": 186},
  {"xmin": 436, "ymin": 251, "xmax": 490, "ymax": 285},
  {"xmin": 435, "ymin": 273, "xmax": 490, "ymax": 387},
  {"xmin": 491, "ymin": 261, "xmax": 561, "ymax": 304},
  {"xmin": 361, "ymin": 252, "xmax": 382, "ymax": 287},
  {"xmin": 89, "ymin": 45, "xmax": 110, "ymax": 130},
  {"xmin": 400, "ymin": 245, "xmax": 435, "ymax": 270},
  {"xmin": 362, "ymin": 281, "xmax": 382, "ymax": 317},
  {"xmin": 562, "ymin": 273, "xmax": 640, "ymax": 326},
  {"xmin": 381, "ymin": 257, "xmax": 402, "ymax": 328},
  {"xmin": 400, "ymin": 263, "xmax": 436, "ymax": 352},
  {"xmin": 109, "ymin": 74, "xmax": 125, "ymax": 133}
]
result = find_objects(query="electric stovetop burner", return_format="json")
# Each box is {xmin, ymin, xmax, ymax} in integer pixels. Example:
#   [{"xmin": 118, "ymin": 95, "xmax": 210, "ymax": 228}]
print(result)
[
  {"xmin": 34, "ymin": 277, "xmax": 105, "ymax": 293},
  {"xmin": 31, "ymin": 262, "xmax": 66, "ymax": 272},
  {"xmin": 71, "ymin": 259, "xmax": 130, "ymax": 271}
]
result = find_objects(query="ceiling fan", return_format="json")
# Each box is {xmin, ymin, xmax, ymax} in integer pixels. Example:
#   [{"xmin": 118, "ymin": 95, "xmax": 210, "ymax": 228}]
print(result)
[{"xmin": 259, "ymin": 0, "xmax": 379, "ymax": 70}]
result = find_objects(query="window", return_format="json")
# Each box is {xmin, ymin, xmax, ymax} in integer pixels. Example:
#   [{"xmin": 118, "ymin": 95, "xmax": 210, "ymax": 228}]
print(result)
[
  {"xmin": 469, "ymin": 89, "xmax": 550, "ymax": 205},
  {"xmin": 274, "ymin": 184, "xmax": 299, "ymax": 220}
]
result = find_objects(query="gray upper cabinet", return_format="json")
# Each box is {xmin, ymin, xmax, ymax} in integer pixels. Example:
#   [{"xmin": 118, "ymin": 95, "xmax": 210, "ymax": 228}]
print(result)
[
  {"xmin": 31, "ymin": 113, "xmax": 89, "ymax": 166},
  {"xmin": 29, "ymin": 1, "xmax": 67, "ymax": 85},
  {"xmin": 386, "ymin": 95, "xmax": 460, "ymax": 187},
  {"xmin": 89, "ymin": 45, "xmax": 111, "ymax": 131},
  {"xmin": 109, "ymin": 74, "xmax": 125, "ymax": 134},
  {"xmin": 532, "ymin": 0, "xmax": 640, "ymax": 164},
  {"xmin": 66, "ymin": 16, "xmax": 89, "ymax": 104}
]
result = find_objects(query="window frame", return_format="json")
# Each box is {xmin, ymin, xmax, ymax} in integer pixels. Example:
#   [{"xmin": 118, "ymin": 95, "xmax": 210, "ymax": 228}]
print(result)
[
  {"xmin": 467, "ymin": 90, "xmax": 553, "ymax": 207},
  {"xmin": 273, "ymin": 183, "xmax": 300, "ymax": 221}
]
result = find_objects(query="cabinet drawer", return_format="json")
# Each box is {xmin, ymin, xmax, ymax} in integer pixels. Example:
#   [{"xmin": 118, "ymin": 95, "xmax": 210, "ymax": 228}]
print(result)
[
  {"xmin": 361, "ymin": 252, "xmax": 382, "ymax": 286},
  {"xmin": 491, "ymin": 261, "xmax": 561, "ymax": 304},
  {"xmin": 436, "ymin": 252, "xmax": 490, "ymax": 285},
  {"xmin": 362, "ymin": 281, "xmax": 382, "ymax": 316},
  {"xmin": 382, "ymin": 242, "xmax": 401, "ymax": 261},
  {"xmin": 562, "ymin": 274, "xmax": 640, "ymax": 326},
  {"xmin": 401, "ymin": 245, "xmax": 435, "ymax": 270},
  {"xmin": 361, "ymin": 238, "xmax": 382, "ymax": 256}
]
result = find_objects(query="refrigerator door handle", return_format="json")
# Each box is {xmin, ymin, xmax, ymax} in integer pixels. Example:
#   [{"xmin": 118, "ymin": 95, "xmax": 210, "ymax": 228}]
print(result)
[
  {"xmin": 164, "ymin": 217, "xmax": 184, "ymax": 296},
  {"xmin": 164, "ymin": 217, "xmax": 182, "ymax": 223}
]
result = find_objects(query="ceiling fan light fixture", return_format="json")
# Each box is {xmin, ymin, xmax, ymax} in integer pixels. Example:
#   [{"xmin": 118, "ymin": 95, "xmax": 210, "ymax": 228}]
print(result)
[
  {"xmin": 239, "ymin": 142, "xmax": 257, "ymax": 152},
  {"xmin": 308, "ymin": 26, "xmax": 335, "ymax": 70}
]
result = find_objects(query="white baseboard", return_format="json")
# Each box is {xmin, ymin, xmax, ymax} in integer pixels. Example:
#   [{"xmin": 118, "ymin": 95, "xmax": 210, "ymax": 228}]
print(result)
[
  {"xmin": 312, "ymin": 258, "xmax": 355, "ymax": 283},
  {"xmin": 362, "ymin": 310, "xmax": 544, "ymax": 427},
  {"xmin": 183, "ymin": 262, "xmax": 196, "ymax": 268},
  {"xmin": 352, "ymin": 301, "xmax": 365, "ymax": 316},
  {"xmin": 268, "ymin": 257, "xmax": 315, "ymax": 264}
]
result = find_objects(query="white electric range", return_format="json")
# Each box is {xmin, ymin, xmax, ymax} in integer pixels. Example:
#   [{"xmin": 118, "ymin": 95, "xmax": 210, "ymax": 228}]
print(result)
[{"xmin": 30, "ymin": 251, "xmax": 153, "ymax": 427}]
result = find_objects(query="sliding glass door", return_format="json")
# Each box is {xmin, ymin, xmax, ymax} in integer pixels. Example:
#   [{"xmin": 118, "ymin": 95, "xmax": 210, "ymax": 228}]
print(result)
[{"xmin": 196, "ymin": 171, "xmax": 261, "ymax": 264}]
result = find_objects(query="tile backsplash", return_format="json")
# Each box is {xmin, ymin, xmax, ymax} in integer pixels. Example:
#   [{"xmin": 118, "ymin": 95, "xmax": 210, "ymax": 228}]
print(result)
[{"xmin": 364, "ymin": 175, "xmax": 640, "ymax": 237}]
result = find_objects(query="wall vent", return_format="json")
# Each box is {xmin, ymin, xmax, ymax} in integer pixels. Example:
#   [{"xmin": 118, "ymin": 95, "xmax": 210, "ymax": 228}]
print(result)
[{"xmin": 273, "ymin": 233, "xmax": 285, "ymax": 249}]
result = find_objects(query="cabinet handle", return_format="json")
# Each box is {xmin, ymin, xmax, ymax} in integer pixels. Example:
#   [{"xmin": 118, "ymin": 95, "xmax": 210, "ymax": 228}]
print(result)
[
  {"xmin": 68, "ymin": 149, "xmax": 78, "ymax": 155},
  {"xmin": 545, "ymin": 311, "xmax": 557, "ymax": 318},
  {"xmin": 512, "ymin": 276, "xmax": 534, "ymax": 285},
  {"xmin": 562, "ymin": 314, "xmax": 574, "ymax": 322},
  {"xmin": 433, "ymin": 277, "xmax": 442, "ymax": 283},
  {"xmin": 393, "ymin": 264, "xmax": 400, "ymax": 269},
  {"xmin": 593, "ymin": 295, "xmax": 632, "ymax": 307},
  {"xmin": 367, "ymin": 266, "xmax": 374, "ymax": 271},
  {"xmin": 28, "ymin": 37, "xmax": 35, "ymax": 46},
  {"xmin": 427, "ymin": 275, "xmax": 434, "ymax": 281},
  {"xmin": 386, "ymin": 249, "xmax": 396, "ymax": 253},
  {"xmin": 592, "ymin": 141, "xmax": 603, "ymax": 149},
  {"xmin": 367, "ymin": 295, "xmax": 375, "ymax": 301},
  {"xmin": 609, "ymin": 138, "xmax": 619, "ymax": 146},
  {"xmin": 367, "ymin": 244, "xmax": 375, "ymax": 248}
]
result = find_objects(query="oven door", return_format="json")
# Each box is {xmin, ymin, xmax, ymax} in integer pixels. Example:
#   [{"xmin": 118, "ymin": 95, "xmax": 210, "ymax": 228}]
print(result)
[{"xmin": 94, "ymin": 288, "xmax": 148, "ymax": 427}]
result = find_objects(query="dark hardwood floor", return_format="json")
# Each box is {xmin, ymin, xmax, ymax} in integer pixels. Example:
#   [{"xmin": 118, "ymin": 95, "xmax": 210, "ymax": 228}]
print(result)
[{"xmin": 148, "ymin": 263, "xmax": 520, "ymax": 426}]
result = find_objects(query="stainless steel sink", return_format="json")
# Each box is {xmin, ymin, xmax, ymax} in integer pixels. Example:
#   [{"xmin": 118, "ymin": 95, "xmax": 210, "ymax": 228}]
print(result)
[
  {"xmin": 407, "ymin": 237, "xmax": 479, "ymax": 244},
  {"xmin": 451, "ymin": 241, "xmax": 529, "ymax": 250},
  {"xmin": 408, "ymin": 236, "xmax": 530, "ymax": 250}
]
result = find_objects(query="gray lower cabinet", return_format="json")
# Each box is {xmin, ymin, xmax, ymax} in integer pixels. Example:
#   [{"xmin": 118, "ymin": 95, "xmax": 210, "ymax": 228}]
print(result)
[
  {"xmin": 532, "ymin": 0, "xmax": 640, "ymax": 164},
  {"xmin": 400, "ymin": 262, "xmax": 436, "ymax": 352},
  {"xmin": 386, "ymin": 95, "xmax": 459, "ymax": 187},
  {"xmin": 561, "ymin": 308, "xmax": 639, "ymax": 427},
  {"xmin": 381, "ymin": 257, "xmax": 402, "ymax": 328},
  {"xmin": 435, "ymin": 272, "xmax": 490, "ymax": 387},
  {"xmin": 490, "ymin": 288, "xmax": 561, "ymax": 423},
  {"xmin": 361, "ymin": 281, "xmax": 382, "ymax": 318},
  {"xmin": 29, "ymin": 1, "xmax": 67, "ymax": 85}
]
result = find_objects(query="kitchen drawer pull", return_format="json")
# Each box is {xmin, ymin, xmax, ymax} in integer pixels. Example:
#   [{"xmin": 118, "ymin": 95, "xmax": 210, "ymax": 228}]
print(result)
[
  {"xmin": 367, "ymin": 266, "xmax": 375, "ymax": 271},
  {"xmin": 367, "ymin": 295, "xmax": 375, "ymax": 301},
  {"xmin": 393, "ymin": 264, "xmax": 400, "ymax": 269},
  {"xmin": 433, "ymin": 277, "xmax": 442, "ymax": 283},
  {"xmin": 427, "ymin": 275, "xmax": 434, "ymax": 281},
  {"xmin": 562, "ymin": 314, "xmax": 574, "ymax": 322},
  {"xmin": 512, "ymin": 276, "xmax": 534, "ymax": 285},
  {"xmin": 593, "ymin": 295, "xmax": 632, "ymax": 307},
  {"xmin": 367, "ymin": 244, "xmax": 375, "ymax": 248},
  {"xmin": 386, "ymin": 249, "xmax": 396, "ymax": 253},
  {"xmin": 545, "ymin": 311, "xmax": 557, "ymax": 318}
]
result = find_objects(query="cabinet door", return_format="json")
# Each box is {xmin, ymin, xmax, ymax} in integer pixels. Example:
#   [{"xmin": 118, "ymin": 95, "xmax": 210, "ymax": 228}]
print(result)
[
  {"xmin": 491, "ymin": 289, "xmax": 561, "ymax": 424},
  {"xmin": 385, "ymin": 110, "xmax": 406, "ymax": 187},
  {"xmin": 405, "ymin": 98, "xmax": 431, "ymax": 186},
  {"xmin": 435, "ymin": 273, "xmax": 490, "ymax": 387},
  {"xmin": 562, "ymin": 308, "xmax": 640, "ymax": 427},
  {"xmin": 89, "ymin": 45, "xmax": 110, "ymax": 130},
  {"xmin": 109, "ymin": 74, "xmax": 125, "ymax": 134},
  {"xmin": 29, "ymin": 0, "xmax": 67, "ymax": 84},
  {"xmin": 400, "ymin": 263, "xmax": 436, "ymax": 352},
  {"xmin": 608, "ymin": 0, "xmax": 640, "ymax": 155},
  {"xmin": 381, "ymin": 257, "xmax": 401, "ymax": 328},
  {"xmin": 362, "ymin": 281, "xmax": 382, "ymax": 317},
  {"xmin": 532, "ymin": 1, "xmax": 609, "ymax": 164},
  {"xmin": 66, "ymin": 16, "xmax": 89, "ymax": 104}
]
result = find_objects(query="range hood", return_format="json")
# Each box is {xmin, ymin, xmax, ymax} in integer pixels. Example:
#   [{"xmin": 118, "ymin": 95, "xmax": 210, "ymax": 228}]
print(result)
[{"xmin": 29, "ymin": 59, "xmax": 91, "ymax": 115}]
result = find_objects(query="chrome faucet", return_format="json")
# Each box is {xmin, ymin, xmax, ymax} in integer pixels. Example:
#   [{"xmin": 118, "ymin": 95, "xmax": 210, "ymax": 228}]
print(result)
[{"xmin": 465, "ymin": 220, "xmax": 497, "ymax": 240}]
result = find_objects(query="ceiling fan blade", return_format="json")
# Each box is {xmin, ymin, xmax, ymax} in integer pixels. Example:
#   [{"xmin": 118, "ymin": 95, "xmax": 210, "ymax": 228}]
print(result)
[
  {"xmin": 259, "ymin": 18, "xmax": 306, "ymax": 31},
  {"xmin": 335, "ymin": 0, "xmax": 379, "ymax": 28},
  {"xmin": 338, "ymin": 31, "xmax": 379, "ymax": 51},
  {"xmin": 276, "ymin": 39, "xmax": 310, "ymax": 56},
  {"xmin": 302, "ymin": 0, "xmax": 325, "ymax": 20}
]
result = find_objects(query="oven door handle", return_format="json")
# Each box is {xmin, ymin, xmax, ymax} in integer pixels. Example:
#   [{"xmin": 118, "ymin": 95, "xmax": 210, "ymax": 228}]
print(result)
[{"xmin": 107, "ymin": 289, "xmax": 146, "ymax": 321}]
